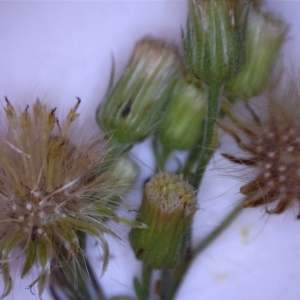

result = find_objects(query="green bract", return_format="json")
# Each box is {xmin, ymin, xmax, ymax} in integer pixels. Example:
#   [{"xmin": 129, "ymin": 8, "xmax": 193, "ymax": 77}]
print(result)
[
  {"xmin": 129, "ymin": 173, "xmax": 197, "ymax": 269},
  {"xmin": 97, "ymin": 37, "xmax": 182, "ymax": 145},
  {"xmin": 227, "ymin": 8, "xmax": 288, "ymax": 99},
  {"xmin": 183, "ymin": 0, "xmax": 249, "ymax": 84},
  {"xmin": 157, "ymin": 76, "xmax": 206, "ymax": 150}
]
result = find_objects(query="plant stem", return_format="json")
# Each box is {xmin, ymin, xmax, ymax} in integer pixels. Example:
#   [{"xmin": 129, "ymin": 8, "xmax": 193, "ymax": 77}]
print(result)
[
  {"xmin": 160, "ymin": 269, "xmax": 172, "ymax": 300},
  {"xmin": 192, "ymin": 202, "xmax": 244, "ymax": 256},
  {"xmin": 167, "ymin": 201, "xmax": 244, "ymax": 299},
  {"xmin": 192, "ymin": 83, "xmax": 223, "ymax": 189},
  {"xmin": 134, "ymin": 264, "xmax": 153, "ymax": 300},
  {"xmin": 182, "ymin": 127, "xmax": 204, "ymax": 176},
  {"xmin": 152, "ymin": 139, "xmax": 172, "ymax": 172},
  {"xmin": 49, "ymin": 234, "xmax": 107, "ymax": 300}
]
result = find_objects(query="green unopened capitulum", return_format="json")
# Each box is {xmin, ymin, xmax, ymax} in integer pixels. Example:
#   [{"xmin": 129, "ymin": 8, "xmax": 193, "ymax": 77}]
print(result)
[
  {"xmin": 97, "ymin": 36, "xmax": 182, "ymax": 145},
  {"xmin": 183, "ymin": 0, "xmax": 249, "ymax": 84},
  {"xmin": 129, "ymin": 172, "xmax": 197, "ymax": 269}
]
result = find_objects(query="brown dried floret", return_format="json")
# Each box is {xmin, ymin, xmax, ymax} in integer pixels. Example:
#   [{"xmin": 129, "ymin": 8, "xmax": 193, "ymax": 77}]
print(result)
[{"xmin": 220, "ymin": 79, "xmax": 300, "ymax": 218}]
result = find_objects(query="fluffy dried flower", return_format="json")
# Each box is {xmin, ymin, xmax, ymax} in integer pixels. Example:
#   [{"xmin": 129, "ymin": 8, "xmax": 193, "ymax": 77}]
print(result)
[
  {"xmin": 220, "ymin": 78, "xmax": 300, "ymax": 217},
  {"xmin": 0, "ymin": 98, "xmax": 139, "ymax": 298}
]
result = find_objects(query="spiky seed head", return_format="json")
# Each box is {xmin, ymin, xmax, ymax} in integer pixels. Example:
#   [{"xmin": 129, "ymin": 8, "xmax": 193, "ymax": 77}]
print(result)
[
  {"xmin": 129, "ymin": 172, "xmax": 197, "ymax": 269},
  {"xmin": 0, "ymin": 98, "xmax": 140, "ymax": 299},
  {"xmin": 220, "ymin": 77, "xmax": 300, "ymax": 218}
]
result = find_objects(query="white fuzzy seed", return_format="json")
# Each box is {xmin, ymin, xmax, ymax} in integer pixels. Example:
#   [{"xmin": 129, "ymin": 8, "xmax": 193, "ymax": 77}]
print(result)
[
  {"xmin": 279, "ymin": 175, "xmax": 286, "ymax": 182},
  {"xmin": 282, "ymin": 135, "xmax": 289, "ymax": 142},
  {"xmin": 278, "ymin": 165, "xmax": 286, "ymax": 172},
  {"xmin": 287, "ymin": 146, "xmax": 294, "ymax": 153},
  {"xmin": 268, "ymin": 152, "xmax": 276, "ymax": 158}
]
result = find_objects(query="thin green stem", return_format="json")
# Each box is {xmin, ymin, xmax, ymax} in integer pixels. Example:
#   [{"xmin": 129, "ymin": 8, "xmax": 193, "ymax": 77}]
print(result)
[
  {"xmin": 134, "ymin": 264, "xmax": 153, "ymax": 300},
  {"xmin": 182, "ymin": 129, "xmax": 204, "ymax": 176},
  {"xmin": 49, "ymin": 234, "xmax": 107, "ymax": 300},
  {"xmin": 192, "ymin": 202, "xmax": 244, "ymax": 255},
  {"xmin": 142, "ymin": 264, "xmax": 152, "ymax": 297},
  {"xmin": 161, "ymin": 269, "xmax": 172, "ymax": 300},
  {"xmin": 152, "ymin": 139, "xmax": 172, "ymax": 172},
  {"xmin": 86, "ymin": 259, "xmax": 107, "ymax": 300},
  {"xmin": 167, "ymin": 201, "xmax": 245, "ymax": 299},
  {"xmin": 192, "ymin": 83, "xmax": 223, "ymax": 189}
]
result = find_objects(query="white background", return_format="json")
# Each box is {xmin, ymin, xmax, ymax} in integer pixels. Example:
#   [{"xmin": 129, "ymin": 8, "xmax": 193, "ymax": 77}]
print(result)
[{"xmin": 0, "ymin": 1, "xmax": 300, "ymax": 300}]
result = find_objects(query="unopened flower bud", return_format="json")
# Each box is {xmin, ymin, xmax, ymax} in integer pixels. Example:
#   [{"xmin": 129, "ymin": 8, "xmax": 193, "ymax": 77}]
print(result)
[
  {"xmin": 104, "ymin": 155, "xmax": 139, "ymax": 206},
  {"xmin": 226, "ymin": 8, "xmax": 288, "ymax": 98},
  {"xmin": 129, "ymin": 173, "xmax": 197, "ymax": 269},
  {"xmin": 97, "ymin": 37, "xmax": 182, "ymax": 145},
  {"xmin": 156, "ymin": 76, "xmax": 206, "ymax": 150},
  {"xmin": 183, "ymin": 0, "xmax": 249, "ymax": 84}
]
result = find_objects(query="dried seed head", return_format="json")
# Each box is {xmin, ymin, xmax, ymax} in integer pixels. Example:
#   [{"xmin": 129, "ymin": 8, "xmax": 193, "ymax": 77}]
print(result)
[
  {"xmin": 220, "ymin": 77, "xmax": 300, "ymax": 218},
  {"xmin": 0, "ymin": 98, "xmax": 139, "ymax": 298}
]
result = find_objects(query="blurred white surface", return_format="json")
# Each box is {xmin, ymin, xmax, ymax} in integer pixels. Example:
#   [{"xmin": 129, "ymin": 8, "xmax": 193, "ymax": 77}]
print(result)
[{"xmin": 0, "ymin": 1, "xmax": 299, "ymax": 300}]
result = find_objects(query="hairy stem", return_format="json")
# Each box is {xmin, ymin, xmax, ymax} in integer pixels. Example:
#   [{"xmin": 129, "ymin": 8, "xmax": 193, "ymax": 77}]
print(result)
[{"xmin": 192, "ymin": 83, "xmax": 223, "ymax": 189}]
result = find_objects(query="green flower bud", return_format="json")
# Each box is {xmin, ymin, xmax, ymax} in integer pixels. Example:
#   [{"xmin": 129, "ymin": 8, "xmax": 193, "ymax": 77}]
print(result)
[
  {"xmin": 226, "ymin": 8, "xmax": 288, "ymax": 99},
  {"xmin": 104, "ymin": 155, "xmax": 139, "ymax": 206},
  {"xmin": 112, "ymin": 155, "xmax": 138, "ymax": 192},
  {"xmin": 97, "ymin": 37, "xmax": 182, "ymax": 145},
  {"xmin": 183, "ymin": 0, "xmax": 249, "ymax": 84},
  {"xmin": 156, "ymin": 76, "xmax": 206, "ymax": 150},
  {"xmin": 129, "ymin": 173, "xmax": 197, "ymax": 269}
]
